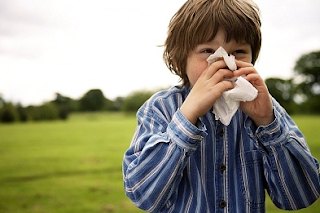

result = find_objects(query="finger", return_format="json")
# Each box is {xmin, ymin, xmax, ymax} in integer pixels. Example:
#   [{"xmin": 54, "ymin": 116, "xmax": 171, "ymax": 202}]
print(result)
[
  {"xmin": 235, "ymin": 60, "xmax": 253, "ymax": 68},
  {"xmin": 211, "ymin": 80, "xmax": 235, "ymax": 97},
  {"xmin": 209, "ymin": 69, "xmax": 235, "ymax": 85},
  {"xmin": 204, "ymin": 60, "xmax": 228, "ymax": 79},
  {"xmin": 243, "ymin": 73, "xmax": 263, "ymax": 83},
  {"xmin": 243, "ymin": 74, "xmax": 266, "ymax": 89},
  {"xmin": 233, "ymin": 66, "xmax": 257, "ymax": 77}
]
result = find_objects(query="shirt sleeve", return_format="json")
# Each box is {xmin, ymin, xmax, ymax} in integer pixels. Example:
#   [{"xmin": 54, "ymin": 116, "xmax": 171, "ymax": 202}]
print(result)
[
  {"xmin": 245, "ymin": 98, "xmax": 320, "ymax": 210},
  {"xmin": 123, "ymin": 107, "xmax": 207, "ymax": 212}
]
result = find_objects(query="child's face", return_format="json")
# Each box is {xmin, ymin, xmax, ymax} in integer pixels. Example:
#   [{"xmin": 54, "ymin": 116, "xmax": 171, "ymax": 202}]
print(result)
[{"xmin": 186, "ymin": 29, "xmax": 252, "ymax": 87}]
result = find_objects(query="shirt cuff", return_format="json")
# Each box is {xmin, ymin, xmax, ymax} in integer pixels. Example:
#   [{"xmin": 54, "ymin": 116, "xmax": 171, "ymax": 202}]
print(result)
[
  {"xmin": 167, "ymin": 109, "xmax": 207, "ymax": 153},
  {"xmin": 245, "ymin": 107, "xmax": 289, "ymax": 148}
]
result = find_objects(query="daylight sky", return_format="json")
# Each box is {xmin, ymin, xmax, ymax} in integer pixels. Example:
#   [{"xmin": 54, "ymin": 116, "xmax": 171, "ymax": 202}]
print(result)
[{"xmin": 1, "ymin": 0, "xmax": 320, "ymax": 106}]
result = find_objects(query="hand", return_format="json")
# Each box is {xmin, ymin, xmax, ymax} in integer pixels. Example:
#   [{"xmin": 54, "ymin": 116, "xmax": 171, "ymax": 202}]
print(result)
[
  {"xmin": 233, "ymin": 60, "xmax": 274, "ymax": 126},
  {"xmin": 180, "ymin": 60, "xmax": 235, "ymax": 124}
]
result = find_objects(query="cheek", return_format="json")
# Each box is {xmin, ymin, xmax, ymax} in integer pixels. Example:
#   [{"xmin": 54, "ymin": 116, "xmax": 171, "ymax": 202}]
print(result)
[
  {"xmin": 235, "ymin": 55, "xmax": 252, "ymax": 63},
  {"xmin": 186, "ymin": 60, "xmax": 208, "ymax": 86}
]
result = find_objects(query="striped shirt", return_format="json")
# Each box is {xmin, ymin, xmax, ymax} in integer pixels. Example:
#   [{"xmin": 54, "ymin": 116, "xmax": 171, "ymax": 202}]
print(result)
[{"xmin": 123, "ymin": 86, "xmax": 320, "ymax": 213}]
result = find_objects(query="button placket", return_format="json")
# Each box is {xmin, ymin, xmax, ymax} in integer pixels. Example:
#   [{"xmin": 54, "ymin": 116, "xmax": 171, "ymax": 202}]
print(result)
[{"xmin": 215, "ymin": 122, "xmax": 227, "ymax": 212}]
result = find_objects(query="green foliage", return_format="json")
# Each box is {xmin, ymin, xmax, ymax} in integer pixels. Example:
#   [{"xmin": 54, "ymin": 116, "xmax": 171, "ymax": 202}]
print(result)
[
  {"xmin": 265, "ymin": 78, "xmax": 297, "ymax": 114},
  {"xmin": 80, "ymin": 89, "xmax": 106, "ymax": 111},
  {"xmin": 121, "ymin": 90, "xmax": 153, "ymax": 112},
  {"xmin": 293, "ymin": 50, "xmax": 320, "ymax": 113},
  {"xmin": 0, "ymin": 113, "xmax": 319, "ymax": 213},
  {"xmin": 265, "ymin": 50, "xmax": 320, "ymax": 114},
  {"xmin": 52, "ymin": 93, "xmax": 78, "ymax": 120},
  {"xmin": 294, "ymin": 51, "xmax": 320, "ymax": 90},
  {"xmin": 0, "ymin": 103, "xmax": 19, "ymax": 123},
  {"xmin": 16, "ymin": 104, "xmax": 28, "ymax": 122},
  {"xmin": 0, "ymin": 88, "xmax": 157, "ymax": 123},
  {"xmin": 26, "ymin": 103, "xmax": 59, "ymax": 121}
]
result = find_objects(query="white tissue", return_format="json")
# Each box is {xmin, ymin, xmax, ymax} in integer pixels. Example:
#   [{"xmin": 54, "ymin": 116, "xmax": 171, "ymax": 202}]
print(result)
[
  {"xmin": 206, "ymin": 47, "xmax": 258, "ymax": 126},
  {"xmin": 207, "ymin": 47, "xmax": 237, "ymax": 71}
]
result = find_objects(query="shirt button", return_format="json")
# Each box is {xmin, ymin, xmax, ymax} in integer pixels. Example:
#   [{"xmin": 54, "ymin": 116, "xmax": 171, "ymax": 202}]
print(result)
[
  {"xmin": 219, "ymin": 164, "xmax": 226, "ymax": 172},
  {"xmin": 219, "ymin": 200, "xmax": 227, "ymax": 208},
  {"xmin": 219, "ymin": 129, "xmax": 224, "ymax": 137}
]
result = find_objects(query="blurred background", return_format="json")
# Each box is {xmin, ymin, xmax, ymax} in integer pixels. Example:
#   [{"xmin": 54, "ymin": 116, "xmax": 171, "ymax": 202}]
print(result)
[
  {"xmin": 0, "ymin": 0, "xmax": 319, "ymax": 212},
  {"xmin": 0, "ymin": 0, "xmax": 319, "ymax": 107}
]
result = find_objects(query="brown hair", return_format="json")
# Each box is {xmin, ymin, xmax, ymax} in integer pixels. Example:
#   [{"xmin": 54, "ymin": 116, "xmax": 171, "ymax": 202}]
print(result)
[{"xmin": 163, "ymin": 0, "xmax": 262, "ymax": 86}]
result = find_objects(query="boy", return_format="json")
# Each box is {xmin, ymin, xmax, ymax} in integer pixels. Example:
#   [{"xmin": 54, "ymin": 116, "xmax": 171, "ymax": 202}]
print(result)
[{"xmin": 122, "ymin": 0, "xmax": 320, "ymax": 212}]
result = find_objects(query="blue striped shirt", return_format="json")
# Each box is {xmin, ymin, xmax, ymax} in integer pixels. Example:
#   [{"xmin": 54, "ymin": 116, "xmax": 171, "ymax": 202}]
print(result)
[{"xmin": 123, "ymin": 86, "xmax": 320, "ymax": 213}]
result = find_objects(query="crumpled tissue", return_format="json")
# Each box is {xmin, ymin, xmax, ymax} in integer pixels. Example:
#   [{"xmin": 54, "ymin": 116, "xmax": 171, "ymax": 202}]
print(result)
[{"xmin": 206, "ymin": 46, "xmax": 258, "ymax": 126}]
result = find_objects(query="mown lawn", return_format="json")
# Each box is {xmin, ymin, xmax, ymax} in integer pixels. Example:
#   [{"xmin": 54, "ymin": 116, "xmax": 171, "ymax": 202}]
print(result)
[{"xmin": 0, "ymin": 113, "xmax": 319, "ymax": 213}]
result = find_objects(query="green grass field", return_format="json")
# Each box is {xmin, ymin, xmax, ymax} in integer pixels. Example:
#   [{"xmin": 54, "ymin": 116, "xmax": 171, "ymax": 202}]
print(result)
[{"xmin": 0, "ymin": 113, "xmax": 319, "ymax": 213}]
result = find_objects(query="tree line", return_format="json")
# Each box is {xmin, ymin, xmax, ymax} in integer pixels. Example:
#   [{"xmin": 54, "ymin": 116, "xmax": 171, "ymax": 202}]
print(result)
[
  {"xmin": 0, "ymin": 89, "xmax": 155, "ymax": 123},
  {"xmin": 0, "ymin": 50, "xmax": 319, "ymax": 123}
]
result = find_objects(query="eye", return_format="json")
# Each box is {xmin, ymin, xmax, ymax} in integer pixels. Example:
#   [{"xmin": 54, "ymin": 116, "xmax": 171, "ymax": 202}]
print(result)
[
  {"xmin": 201, "ymin": 48, "xmax": 215, "ymax": 54},
  {"xmin": 233, "ymin": 50, "xmax": 246, "ymax": 54}
]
